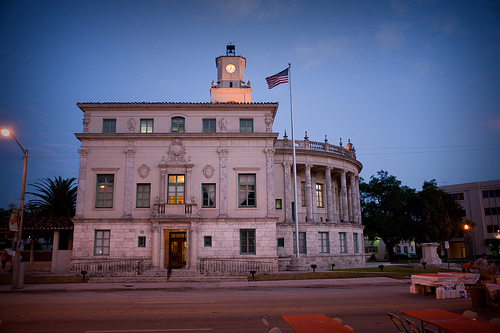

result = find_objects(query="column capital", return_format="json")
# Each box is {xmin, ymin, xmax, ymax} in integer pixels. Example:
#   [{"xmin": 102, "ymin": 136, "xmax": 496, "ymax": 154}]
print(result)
[
  {"xmin": 124, "ymin": 149, "xmax": 135, "ymax": 158},
  {"xmin": 217, "ymin": 148, "xmax": 228, "ymax": 158},
  {"xmin": 264, "ymin": 148, "xmax": 275, "ymax": 157}
]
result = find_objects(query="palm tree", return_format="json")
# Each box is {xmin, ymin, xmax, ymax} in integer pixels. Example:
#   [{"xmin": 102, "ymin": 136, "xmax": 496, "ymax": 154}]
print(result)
[{"xmin": 26, "ymin": 177, "xmax": 77, "ymax": 217}]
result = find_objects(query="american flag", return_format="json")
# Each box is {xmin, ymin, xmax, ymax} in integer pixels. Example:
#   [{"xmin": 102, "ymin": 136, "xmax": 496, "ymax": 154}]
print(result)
[{"xmin": 266, "ymin": 68, "xmax": 289, "ymax": 89}]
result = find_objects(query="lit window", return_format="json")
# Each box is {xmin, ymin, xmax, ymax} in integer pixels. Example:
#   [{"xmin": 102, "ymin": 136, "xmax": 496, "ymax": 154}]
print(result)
[
  {"xmin": 275, "ymin": 199, "xmax": 282, "ymax": 210},
  {"xmin": 316, "ymin": 184, "xmax": 324, "ymax": 208},
  {"xmin": 94, "ymin": 230, "xmax": 110, "ymax": 255},
  {"xmin": 171, "ymin": 117, "xmax": 185, "ymax": 133},
  {"xmin": 202, "ymin": 119, "xmax": 216, "ymax": 133},
  {"xmin": 301, "ymin": 182, "xmax": 306, "ymax": 207},
  {"xmin": 238, "ymin": 174, "xmax": 256, "ymax": 207},
  {"xmin": 95, "ymin": 174, "xmax": 114, "ymax": 208},
  {"xmin": 240, "ymin": 229, "xmax": 255, "ymax": 254},
  {"xmin": 202, "ymin": 184, "xmax": 216, "ymax": 207},
  {"xmin": 140, "ymin": 119, "xmax": 154, "ymax": 133},
  {"xmin": 239, "ymin": 119, "xmax": 253, "ymax": 133},
  {"xmin": 136, "ymin": 184, "xmax": 151, "ymax": 208},
  {"xmin": 102, "ymin": 119, "xmax": 116, "ymax": 133},
  {"xmin": 168, "ymin": 175, "xmax": 185, "ymax": 204}
]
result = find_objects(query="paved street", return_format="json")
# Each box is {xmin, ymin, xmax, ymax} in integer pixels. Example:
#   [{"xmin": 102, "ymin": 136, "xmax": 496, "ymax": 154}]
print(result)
[{"xmin": 1, "ymin": 283, "xmax": 497, "ymax": 333}]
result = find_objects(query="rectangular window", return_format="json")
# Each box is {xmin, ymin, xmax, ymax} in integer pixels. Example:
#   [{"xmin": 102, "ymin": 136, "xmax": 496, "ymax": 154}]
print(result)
[
  {"xmin": 202, "ymin": 183, "xmax": 216, "ymax": 207},
  {"xmin": 293, "ymin": 232, "xmax": 307, "ymax": 254},
  {"xmin": 102, "ymin": 119, "xmax": 116, "ymax": 133},
  {"xmin": 171, "ymin": 117, "xmax": 185, "ymax": 133},
  {"xmin": 204, "ymin": 236, "xmax": 212, "ymax": 247},
  {"xmin": 275, "ymin": 199, "xmax": 282, "ymax": 210},
  {"xmin": 240, "ymin": 229, "xmax": 256, "ymax": 254},
  {"xmin": 452, "ymin": 193, "xmax": 464, "ymax": 201},
  {"xmin": 403, "ymin": 245, "xmax": 408, "ymax": 254},
  {"xmin": 94, "ymin": 230, "xmax": 110, "ymax": 255},
  {"xmin": 202, "ymin": 119, "xmax": 216, "ymax": 133},
  {"xmin": 339, "ymin": 232, "xmax": 347, "ymax": 253},
  {"xmin": 168, "ymin": 174, "xmax": 185, "ymax": 204},
  {"xmin": 301, "ymin": 182, "xmax": 306, "ymax": 207},
  {"xmin": 239, "ymin": 119, "xmax": 253, "ymax": 133},
  {"xmin": 277, "ymin": 238, "xmax": 284, "ymax": 247},
  {"xmin": 138, "ymin": 236, "xmax": 146, "ymax": 247},
  {"xmin": 136, "ymin": 183, "xmax": 151, "ymax": 208},
  {"xmin": 483, "ymin": 189, "xmax": 500, "ymax": 198},
  {"xmin": 95, "ymin": 174, "xmax": 114, "ymax": 208},
  {"xmin": 316, "ymin": 184, "xmax": 324, "ymax": 208},
  {"xmin": 395, "ymin": 246, "xmax": 401, "ymax": 254},
  {"xmin": 353, "ymin": 233, "xmax": 359, "ymax": 253},
  {"xmin": 238, "ymin": 174, "xmax": 256, "ymax": 207},
  {"xmin": 140, "ymin": 119, "xmax": 154, "ymax": 133},
  {"xmin": 319, "ymin": 232, "xmax": 329, "ymax": 254}
]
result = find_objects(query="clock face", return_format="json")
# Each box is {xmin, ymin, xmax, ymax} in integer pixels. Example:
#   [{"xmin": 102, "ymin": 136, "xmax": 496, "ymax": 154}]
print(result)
[{"xmin": 226, "ymin": 64, "xmax": 236, "ymax": 73}]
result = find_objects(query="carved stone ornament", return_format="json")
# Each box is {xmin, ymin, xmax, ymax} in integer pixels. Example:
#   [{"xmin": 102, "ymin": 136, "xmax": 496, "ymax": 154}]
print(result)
[
  {"xmin": 138, "ymin": 164, "xmax": 150, "ymax": 179},
  {"xmin": 128, "ymin": 118, "xmax": 136, "ymax": 132},
  {"xmin": 203, "ymin": 165, "xmax": 215, "ymax": 179},
  {"xmin": 168, "ymin": 138, "xmax": 186, "ymax": 163}
]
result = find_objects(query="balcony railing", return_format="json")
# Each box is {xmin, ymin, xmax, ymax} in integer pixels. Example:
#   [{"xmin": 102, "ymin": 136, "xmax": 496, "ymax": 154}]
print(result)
[
  {"xmin": 275, "ymin": 138, "xmax": 356, "ymax": 158},
  {"xmin": 71, "ymin": 258, "xmax": 151, "ymax": 277},
  {"xmin": 151, "ymin": 203, "xmax": 198, "ymax": 218},
  {"xmin": 200, "ymin": 258, "xmax": 275, "ymax": 276}
]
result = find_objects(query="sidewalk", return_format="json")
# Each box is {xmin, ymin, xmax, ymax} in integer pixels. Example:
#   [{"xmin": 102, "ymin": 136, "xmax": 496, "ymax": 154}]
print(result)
[{"xmin": 0, "ymin": 276, "xmax": 410, "ymax": 293}]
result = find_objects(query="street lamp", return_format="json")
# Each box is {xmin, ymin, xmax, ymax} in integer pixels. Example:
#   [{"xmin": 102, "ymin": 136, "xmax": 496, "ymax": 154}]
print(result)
[{"xmin": 1, "ymin": 128, "xmax": 28, "ymax": 290}]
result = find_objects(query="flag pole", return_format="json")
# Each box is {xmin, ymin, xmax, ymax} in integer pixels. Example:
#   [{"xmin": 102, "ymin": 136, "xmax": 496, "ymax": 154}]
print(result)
[{"xmin": 288, "ymin": 63, "xmax": 300, "ymax": 259}]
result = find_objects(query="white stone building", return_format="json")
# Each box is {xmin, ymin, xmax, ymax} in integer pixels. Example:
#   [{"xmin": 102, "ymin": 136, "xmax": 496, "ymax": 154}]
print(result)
[{"xmin": 71, "ymin": 46, "xmax": 365, "ymax": 277}]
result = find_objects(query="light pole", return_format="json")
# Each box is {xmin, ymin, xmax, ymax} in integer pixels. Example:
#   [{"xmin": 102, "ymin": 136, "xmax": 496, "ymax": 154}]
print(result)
[{"xmin": 1, "ymin": 128, "xmax": 28, "ymax": 290}]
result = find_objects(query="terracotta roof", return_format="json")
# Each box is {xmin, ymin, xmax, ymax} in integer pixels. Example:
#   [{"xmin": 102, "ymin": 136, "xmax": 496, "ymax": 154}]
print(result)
[{"xmin": 0, "ymin": 216, "xmax": 73, "ymax": 232}]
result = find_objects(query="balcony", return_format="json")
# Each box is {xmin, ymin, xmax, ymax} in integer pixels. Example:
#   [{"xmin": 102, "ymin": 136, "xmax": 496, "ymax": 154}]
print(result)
[{"xmin": 151, "ymin": 203, "xmax": 199, "ymax": 218}]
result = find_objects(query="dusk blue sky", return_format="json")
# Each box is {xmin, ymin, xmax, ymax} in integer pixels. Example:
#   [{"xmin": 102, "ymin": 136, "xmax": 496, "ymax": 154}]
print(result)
[{"xmin": 1, "ymin": 0, "xmax": 499, "ymax": 209}]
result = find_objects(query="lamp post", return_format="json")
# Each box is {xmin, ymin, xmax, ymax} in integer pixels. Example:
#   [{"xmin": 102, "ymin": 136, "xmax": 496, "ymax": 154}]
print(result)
[
  {"xmin": 463, "ymin": 223, "xmax": 475, "ymax": 262},
  {"xmin": 1, "ymin": 129, "xmax": 28, "ymax": 290}
]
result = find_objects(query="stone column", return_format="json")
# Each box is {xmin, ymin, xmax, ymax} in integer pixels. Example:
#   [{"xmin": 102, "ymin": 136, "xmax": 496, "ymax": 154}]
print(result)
[
  {"xmin": 333, "ymin": 175, "xmax": 339, "ymax": 222},
  {"xmin": 151, "ymin": 221, "xmax": 159, "ymax": 269},
  {"xmin": 123, "ymin": 148, "xmax": 135, "ymax": 217},
  {"xmin": 354, "ymin": 175, "xmax": 361, "ymax": 223},
  {"xmin": 75, "ymin": 149, "xmax": 88, "ymax": 218},
  {"xmin": 159, "ymin": 163, "xmax": 167, "ymax": 204},
  {"xmin": 283, "ymin": 162, "xmax": 293, "ymax": 222},
  {"xmin": 186, "ymin": 164, "xmax": 193, "ymax": 204},
  {"xmin": 50, "ymin": 230, "xmax": 60, "ymax": 273},
  {"xmin": 340, "ymin": 170, "xmax": 348, "ymax": 222},
  {"xmin": 265, "ymin": 149, "xmax": 276, "ymax": 218},
  {"xmin": 218, "ymin": 148, "xmax": 228, "ymax": 218},
  {"xmin": 325, "ymin": 166, "xmax": 334, "ymax": 222},
  {"xmin": 189, "ymin": 222, "xmax": 198, "ymax": 270},
  {"xmin": 305, "ymin": 164, "xmax": 314, "ymax": 222}
]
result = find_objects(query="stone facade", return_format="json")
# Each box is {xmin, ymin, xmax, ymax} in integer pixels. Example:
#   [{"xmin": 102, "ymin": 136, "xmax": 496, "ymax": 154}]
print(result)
[{"xmin": 71, "ymin": 46, "xmax": 365, "ymax": 277}]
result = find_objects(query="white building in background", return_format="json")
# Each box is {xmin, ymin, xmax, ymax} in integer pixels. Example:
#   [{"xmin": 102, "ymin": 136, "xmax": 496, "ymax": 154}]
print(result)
[
  {"xmin": 71, "ymin": 45, "xmax": 365, "ymax": 277},
  {"xmin": 440, "ymin": 180, "xmax": 500, "ymax": 259}
]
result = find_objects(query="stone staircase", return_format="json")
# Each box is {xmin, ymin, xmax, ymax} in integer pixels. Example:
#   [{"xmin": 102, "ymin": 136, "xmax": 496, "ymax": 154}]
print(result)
[{"xmin": 89, "ymin": 268, "xmax": 248, "ymax": 283}]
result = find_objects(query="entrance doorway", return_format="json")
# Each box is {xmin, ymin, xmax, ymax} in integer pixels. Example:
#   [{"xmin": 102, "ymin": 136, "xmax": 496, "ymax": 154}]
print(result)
[{"xmin": 166, "ymin": 231, "xmax": 186, "ymax": 269}]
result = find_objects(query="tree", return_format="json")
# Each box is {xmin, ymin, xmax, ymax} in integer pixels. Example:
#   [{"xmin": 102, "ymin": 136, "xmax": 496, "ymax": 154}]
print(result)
[
  {"xmin": 415, "ymin": 179, "xmax": 464, "ymax": 244},
  {"xmin": 26, "ymin": 177, "xmax": 77, "ymax": 217},
  {"xmin": 360, "ymin": 170, "xmax": 419, "ymax": 261}
]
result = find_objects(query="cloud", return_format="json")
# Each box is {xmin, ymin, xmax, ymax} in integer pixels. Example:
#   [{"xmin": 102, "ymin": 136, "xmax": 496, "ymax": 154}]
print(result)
[
  {"xmin": 375, "ymin": 22, "xmax": 408, "ymax": 49},
  {"xmin": 296, "ymin": 37, "xmax": 353, "ymax": 69}
]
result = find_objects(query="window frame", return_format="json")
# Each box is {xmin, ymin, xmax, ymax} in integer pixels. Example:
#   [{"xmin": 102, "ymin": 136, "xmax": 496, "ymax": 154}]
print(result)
[
  {"xmin": 353, "ymin": 233, "xmax": 359, "ymax": 254},
  {"xmin": 202, "ymin": 119, "xmax": 216, "ymax": 133},
  {"xmin": 168, "ymin": 174, "xmax": 185, "ymax": 204},
  {"xmin": 275, "ymin": 199, "xmax": 282, "ymax": 210},
  {"xmin": 239, "ymin": 119, "xmax": 253, "ymax": 133},
  {"xmin": 240, "ymin": 229, "xmax": 256, "ymax": 255},
  {"xmin": 319, "ymin": 232, "xmax": 330, "ymax": 254},
  {"xmin": 138, "ymin": 236, "xmax": 146, "ymax": 247},
  {"xmin": 204, "ymin": 236, "xmax": 212, "ymax": 247},
  {"xmin": 339, "ymin": 232, "xmax": 347, "ymax": 253},
  {"xmin": 102, "ymin": 119, "xmax": 116, "ymax": 133},
  {"xmin": 171, "ymin": 117, "xmax": 185, "ymax": 133},
  {"xmin": 293, "ymin": 232, "xmax": 307, "ymax": 254},
  {"xmin": 140, "ymin": 119, "xmax": 154, "ymax": 133},
  {"xmin": 94, "ymin": 230, "xmax": 110, "ymax": 256},
  {"xmin": 202, "ymin": 183, "xmax": 216, "ymax": 208},
  {"xmin": 316, "ymin": 183, "xmax": 324, "ymax": 208},
  {"xmin": 301, "ymin": 182, "xmax": 306, "ymax": 207},
  {"xmin": 238, "ymin": 174, "xmax": 256, "ymax": 207},
  {"xmin": 95, "ymin": 174, "xmax": 114, "ymax": 208},
  {"xmin": 136, "ymin": 183, "xmax": 151, "ymax": 208}
]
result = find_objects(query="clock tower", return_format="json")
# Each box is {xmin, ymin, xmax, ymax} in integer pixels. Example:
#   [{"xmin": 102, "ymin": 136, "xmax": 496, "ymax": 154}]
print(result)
[{"xmin": 210, "ymin": 44, "xmax": 252, "ymax": 103}]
